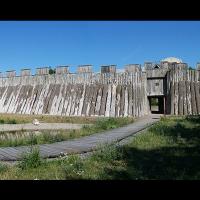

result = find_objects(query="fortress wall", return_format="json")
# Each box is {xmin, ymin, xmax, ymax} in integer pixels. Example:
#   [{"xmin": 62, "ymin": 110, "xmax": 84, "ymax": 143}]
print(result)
[
  {"xmin": 166, "ymin": 69, "xmax": 200, "ymax": 115},
  {"xmin": 0, "ymin": 71, "xmax": 150, "ymax": 117}
]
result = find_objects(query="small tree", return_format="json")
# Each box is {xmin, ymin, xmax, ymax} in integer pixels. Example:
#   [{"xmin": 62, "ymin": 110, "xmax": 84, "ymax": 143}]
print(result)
[
  {"xmin": 189, "ymin": 66, "xmax": 194, "ymax": 70},
  {"xmin": 49, "ymin": 67, "xmax": 56, "ymax": 74}
]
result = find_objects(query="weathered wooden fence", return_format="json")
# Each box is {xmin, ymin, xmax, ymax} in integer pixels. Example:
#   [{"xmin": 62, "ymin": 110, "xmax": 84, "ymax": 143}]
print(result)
[
  {"xmin": 0, "ymin": 71, "xmax": 150, "ymax": 117},
  {"xmin": 166, "ymin": 69, "xmax": 200, "ymax": 115}
]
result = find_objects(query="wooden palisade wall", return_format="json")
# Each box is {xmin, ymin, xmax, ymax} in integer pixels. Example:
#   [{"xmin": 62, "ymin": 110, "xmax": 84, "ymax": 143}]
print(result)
[
  {"xmin": 166, "ymin": 68, "xmax": 200, "ymax": 115},
  {"xmin": 0, "ymin": 66, "xmax": 150, "ymax": 117}
]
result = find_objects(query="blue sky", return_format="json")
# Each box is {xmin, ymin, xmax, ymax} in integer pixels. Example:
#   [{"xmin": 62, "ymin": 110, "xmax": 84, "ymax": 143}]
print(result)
[{"xmin": 0, "ymin": 21, "xmax": 200, "ymax": 75}]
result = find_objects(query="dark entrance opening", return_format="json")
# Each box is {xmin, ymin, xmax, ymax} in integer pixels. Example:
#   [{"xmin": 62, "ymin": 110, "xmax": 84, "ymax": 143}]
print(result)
[{"xmin": 148, "ymin": 96, "xmax": 164, "ymax": 114}]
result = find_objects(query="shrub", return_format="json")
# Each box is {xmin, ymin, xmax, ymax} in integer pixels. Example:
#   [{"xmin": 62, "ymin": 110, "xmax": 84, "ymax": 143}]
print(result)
[
  {"xmin": 0, "ymin": 162, "xmax": 8, "ymax": 173},
  {"xmin": 29, "ymin": 134, "xmax": 38, "ymax": 145},
  {"xmin": 0, "ymin": 119, "xmax": 5, "ymax": 124},
  {"xmin": 18, "ymin": 147, "xmax": 42, "ymax": 170},
  {"xmin": 53, "ymin": 133, "xmax": 65, "ymax": 142},
  {"xmin": 91, "ymin": 143, "xmax": 124, "ymax": 162},
  {"xmin": 8, "ymin": 119, "xmax": 17, "ymax": 124},
  {"xmin": 62, "ymin": 155, "xmax": 85, "ymax": 179},
  {"xmin": 49, "ymin": 68, "xmax": 56, "ymax": 74},
  {"xmin": 95, "ymin": 118, "xmax": 120, "ymax": 130}
]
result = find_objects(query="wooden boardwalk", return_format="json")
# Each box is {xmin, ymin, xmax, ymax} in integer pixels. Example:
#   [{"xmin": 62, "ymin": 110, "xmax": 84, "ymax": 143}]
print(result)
[{"xmin": 0, "ymin": 114, "xmax": 161, "ymax": 161}]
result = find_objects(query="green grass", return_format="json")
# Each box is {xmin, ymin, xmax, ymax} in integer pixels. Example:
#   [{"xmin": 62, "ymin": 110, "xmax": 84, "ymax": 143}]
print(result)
[
  {"xmin": 0, "ymin": 113, "xmax": 99, "ymax": 124},
  {"xmin": 0, "ymin": 117, "xmax": 134, "ymax": 147},
  {"xmin": 0, "ymin": 130, "xmax": 72, "ymax": 147},
  {"xmin": 0, "ymin": 162, "xmax": 8, "ymax": 173},
  {"xmin": 0, "ymin": 118, "xmax": 17, "ymax": 124},
  {"xmin": 1, "ymin": 116, "xmax": 200, "ymax": 180},
  {"xmin": 18, "ymin": 146, "xmax": 42, "ymax": 170}
]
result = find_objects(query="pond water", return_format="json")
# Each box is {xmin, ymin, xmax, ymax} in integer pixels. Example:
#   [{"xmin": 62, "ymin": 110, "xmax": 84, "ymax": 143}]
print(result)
[{"xmin": 0, "ymin": 130, "xmax": 71, "ymax": 141}]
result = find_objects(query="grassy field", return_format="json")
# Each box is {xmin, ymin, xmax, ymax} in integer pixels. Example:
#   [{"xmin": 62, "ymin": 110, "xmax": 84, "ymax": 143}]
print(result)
[
  {"xmin": 0, "ymin": 117, "xmax": 134, "ymax": 147},
  {"xmin": 0, "ymin": 113, "xmax": 99, "ymax": 124},
  {"xmin": 0, "ymin": 115, "xmax": 200, "ymax": 180}
]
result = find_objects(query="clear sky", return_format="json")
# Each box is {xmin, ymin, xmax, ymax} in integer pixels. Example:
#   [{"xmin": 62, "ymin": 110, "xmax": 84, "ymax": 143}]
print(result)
[{"xmin": 0, "ymin": 21, "xmax": 200, "ymax": 75}]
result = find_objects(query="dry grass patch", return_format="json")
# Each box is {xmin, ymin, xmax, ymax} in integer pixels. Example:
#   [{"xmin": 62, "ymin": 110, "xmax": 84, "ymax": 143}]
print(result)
[{"xmin": 0, "ymin": 113, "xmax": 98, "ymax": 124}]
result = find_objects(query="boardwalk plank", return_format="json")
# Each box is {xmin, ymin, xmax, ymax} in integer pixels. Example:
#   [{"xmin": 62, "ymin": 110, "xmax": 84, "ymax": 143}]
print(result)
[{"xmin": 0, "ymin": 115, "xmax": 160, "ymax": 161}]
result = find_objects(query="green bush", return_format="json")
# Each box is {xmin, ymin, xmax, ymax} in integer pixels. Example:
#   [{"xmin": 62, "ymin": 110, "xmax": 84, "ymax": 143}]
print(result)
[
  {"xmin": 18, "ymin": 147, "xmax": 42, "ymax": 170},
  {"xmin": 49, "ymin": 68, "xmax": 56, "ymax": 74},
  {"xmin": 7, "ymin": 119, "xmax": 17, "ymax": 124},
  {"xmin": 0, "ymin": 119, "xmax": 5, "ymax": 124},
  {"xmin": 95, "ymin": 117, "xmax": 131, "ymax": 131},
  {"xmin": 91, "ymin": 143, "xmax": 124, "ymax": 162},
  {"xmin": 62, "ymin": 155, "xmax": 85, "ymax": 179},
  {"xmin": 0, "ymin": 162, "xmax": 8, "ymax": 173}
]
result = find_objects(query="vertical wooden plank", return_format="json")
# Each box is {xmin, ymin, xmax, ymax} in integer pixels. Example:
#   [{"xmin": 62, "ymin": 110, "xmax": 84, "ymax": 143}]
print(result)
[
  {"xmin": 50, "ymin": 84, "xmax": 61, "ymax": 115},
  {"xmin": 15, "ymin": 85, "xmax": 26, "ymax": 113},
  {"xmin": 132, "ymin": 75, "xmax": 136, "ymax": 117},
  {"xmin": 186, "ymin": 81, "xmax": 192, "ymax": 115},
  {"xmin": 89, "ymin": 84, "xmax": 99, "ymax": 116},
  {"xmin": 170, "ymin": 83, "xmax": 175, "ymax": 115},
  {"xmin": 135, "ymin": 72, "xmax": 139, "ymax": 117},
  {"xmin": 41, "ymin": 84, "xmax": 53, "ymax": 114},
  {"xmin": 56, "ymin": 84, "xmax": 66, "ymax": 115},
  {"xmin": 138, "ymin": 75, "xmax": 142, "ymax": 116},
  {"xmin": 86, "ymin": 85, "xmax": 94, "ymax": 116},
  {"xmin": 66, "ymin": 85, "xmax": 73, "ymax": 116},
  {"xmin": 25, "ymin": 85, "xmax": 36, "ymax": 114},
  {"xmin": 115, "ymin": 85, "xmax": 121, "ymax": 117},
  {"xmin": 77, "ymin": 84, "xmax": 85, "ymax": 116},
  {"xmin": 183, "ymin": 81, "xmax": 187, "ymax": 115},
  {"xmin": 95, "ymin": 85, "xmax": 102, "ymax": 116},
  {"xmin": 62, "ymin": 84, "xmax": 71, "ymax": 116},
  {"xmin": 194, "ymin": 82, "xmax": 200, "ymax": 114},
  {"xmin": 165, "ymin": 81, "xmax": 171, "ymax": 115},
  {"xmin": 110, "ymin": 84, "xmax": 116, "ymax": 117},
  {"xmin": 3, "ymin": 86, "xmax": 14, "ymax": 109},
  {"xmin": 73, "ymin": 84, "xmax": 83, "ymax": 116},
  {"xmin": 105, "ymin": 84, "xmax": 112, "ymax": 117},
  {"xmin": 6, "ymin": 86, "xmax": 15, "ymax": 113},
  {"xmin": 30, "ymin": 85, "xmax": 43, "ymax": 115},
  {"xmin": 22, "ymin": 85, "xmax": 34, "ymax": 114},
  {"xmin": 9, "ymin": 85, "xmax": 21, "ymax": 114},
  {"xmin": 133, "ymin": 73, "xmax": 137, "ymax": 117},
  {"xmin": 174, "ymin": 82, "xmax": 179, "ymax": 115},
  {"xmin": 124, "ymin": 86, "xmax": 128, "ymax": 117},
  {"xmin": 128, "ymin": 84, "xmax": 133, "ymax": 116},
  {"xmin": 20, "ymin": 85, "xmax": 31, "ymax": 114},
  {"xmin": 191, "ymin": 82, "xmax": 197, "ymax": 115},
  {"xmin": 137, "ymin": 77, "xmax": 141, "ymax": 117},
  {"xmin": 0, "ymin": 86, "xmax": 8, "ymax": 112},
  {"xmin": 81, "ymin": 84, "xmax": 90, "ymax": 116},
  {"xmin": 69, "ymin": 85, "xmax": 78, "ymax": 116},
  {"xmin": 192, "ymin": 70, "xmax": 195, "ymax": 81},
  {"xmin": 178, "ymin": 81, "xmax": 184, "ymax": 115},
  {"xmin": 119, "ymin": 85, "xmax": 125, "ymax": 116},
  {"xmin": 47, "ymin": 84, "xmax": 60, "ymax": 114},
  {"xmin": 140, "ymin": 76, "xmax": 144, "ymax": 116},
  {"xmin": 99, "ymin": 85, "xmax": 108, "ymax": 116}
]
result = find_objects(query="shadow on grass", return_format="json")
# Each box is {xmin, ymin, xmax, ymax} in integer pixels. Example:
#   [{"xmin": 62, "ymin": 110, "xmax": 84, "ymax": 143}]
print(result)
[
  {"xmin": 101, "ymin": 119, "xmax": 200, "ymax": 180},
  {"xmin": 104, "ymin": 145, "xmax": 200, "ymax": 180},
  {"xmin": 185, "ymin": 115, "xmax": 200, "ymax": 124},
  {"xmin": 149, "ymin": 120, "xmax": 200, "ymax": 145}
]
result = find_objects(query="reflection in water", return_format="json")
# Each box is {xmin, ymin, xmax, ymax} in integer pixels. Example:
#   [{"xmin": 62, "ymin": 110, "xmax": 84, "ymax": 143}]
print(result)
[{"xmin": 0, "ymin": 130, "xmax": 69, "ymax": 141}]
